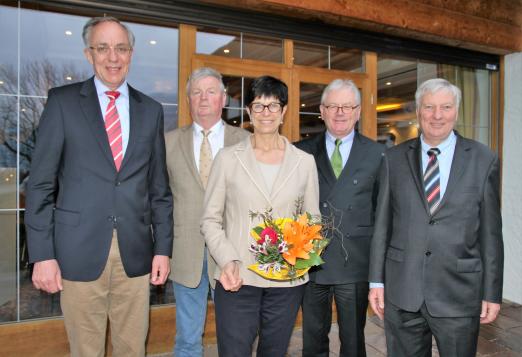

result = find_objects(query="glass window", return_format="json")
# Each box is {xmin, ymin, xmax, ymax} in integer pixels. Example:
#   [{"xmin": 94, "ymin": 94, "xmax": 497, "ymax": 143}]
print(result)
[
  {"xmin": 0, "ymin": 5, "xmax": 18, "ymax": 95},
  {"xmin": 222, "ymin": 75, "xmax": 254, "ymax": 129},
  {"xmin": 0, "ymin": 96, "xmax": 18, "ymax": 209},
  {"xmin": 294, "ymin": 41, "xmax": 363, "ymax": 72},
  {"xmin": 299, "ymin": 83, "xmax": 326, "ymax": 140},
  {"xmin": 0, "ymin": 211, "xmax": 17, "ymax": 323},
  {"xmin": 197, "ymin": 29, "xmax": 283, "ymax": 63},
  {"xmin": 377, "ymin": 54, "xmax": 494, "ymax": 148}
]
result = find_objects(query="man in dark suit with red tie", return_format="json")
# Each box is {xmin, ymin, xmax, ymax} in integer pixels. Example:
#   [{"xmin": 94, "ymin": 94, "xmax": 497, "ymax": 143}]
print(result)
[
  {"xmin": 369, "ymin": 78, "xmax": 503, "ymax": 356},
  {"xmin": 25, "ymin": 17, "xmax": 173, "ymax": 356}
]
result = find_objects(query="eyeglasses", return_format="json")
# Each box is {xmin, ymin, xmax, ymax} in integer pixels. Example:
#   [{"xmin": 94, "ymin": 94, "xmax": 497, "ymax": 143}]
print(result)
[
  {"xmin": 89, "ymin": 45, "xmax": 133, "ymax": 56},
  {"xmin": 323, "ymin": 104, "xmax": 360, "ymax": 114},
  {"xmin": 250, "ymin": 102, "xmax": 283, "ymax": 113}
]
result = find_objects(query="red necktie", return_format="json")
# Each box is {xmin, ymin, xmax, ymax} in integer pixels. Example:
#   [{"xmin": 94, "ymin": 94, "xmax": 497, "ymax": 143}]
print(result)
[
  {"xmin": 424, "ymin": 148, "xmax": 441, "ymax": 215},
  {"xmin": 105, "ymin": 91, "xmax": 123, "ymax": 171}
]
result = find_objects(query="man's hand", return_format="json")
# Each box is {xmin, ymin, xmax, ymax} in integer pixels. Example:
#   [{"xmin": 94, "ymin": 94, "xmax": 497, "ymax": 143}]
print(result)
[
  {"xmin": 219, "ymin": 261, "xmax": 243, "ymax": 291},
  {"xmin": 369, "ymin": 287, "xmax": 385, "ymax": 320},
  {"xmin": 32, "ymin": 259, "xmax": 63, "ymax": 294},
  {"xmin": 480, "ymin": 301, "xmax": 500, "ymax": 324},
  {"xmin": 150, "ymin": 255, "xmax": 170, "ymax": 285}
]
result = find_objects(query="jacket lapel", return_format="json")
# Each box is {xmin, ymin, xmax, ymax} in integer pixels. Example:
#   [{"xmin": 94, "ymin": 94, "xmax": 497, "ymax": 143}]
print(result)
[
  {"xmin": 234, "ymin": 138, "xmax": 271, "ymax": 204},
  {"xmin": 119, "ymin": 85, "xmax": 144, "ymax": 171},
  {"xmin": 314, "ymin": 133, "xmax": 337, "ymax": 189},
  {"xmin": 436, "ymin": 134, "xmax": 469, "ymax": 212},
  {"xmin": 270, "ymin": 138, "xmax": 302, "ymax": 201},
  {"xmin": 80, "ymin": 77, "xmax": 114, "ymax": 168},
  {"xmin": 224, "ymin": 123, "xmax": 243, "ymax": 147},
  {"xmin": 179, "ymin": 125, "xmax": 203, "ymax": 188},
  {"xmin": 406, "ymin": 138, "xmax": 431, "ymax": 215}
]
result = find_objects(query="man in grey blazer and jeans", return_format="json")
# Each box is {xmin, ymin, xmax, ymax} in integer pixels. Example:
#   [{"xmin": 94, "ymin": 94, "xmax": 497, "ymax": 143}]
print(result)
[
  {"xmin": 165, "ymin": 67, "xmax": 248, "ymax": 357},
  {"xmin": 369, "ymin": 78, "xmax": 503, "ymax": 357}
]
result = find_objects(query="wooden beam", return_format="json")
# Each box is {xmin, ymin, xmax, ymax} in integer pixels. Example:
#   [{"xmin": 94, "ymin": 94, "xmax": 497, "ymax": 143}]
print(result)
[
  {"xmin": 201, "ymin": 0, "xmax": 522, "ymax": 54},
  {"xmin": 178, "ymin": 24, "xmax": 197, "ymax": 128}
]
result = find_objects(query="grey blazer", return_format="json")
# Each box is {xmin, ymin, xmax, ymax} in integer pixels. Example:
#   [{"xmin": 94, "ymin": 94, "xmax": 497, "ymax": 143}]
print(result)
[
  {"xmin": 201, "ymin": 136, "xmax": 320, "ymax": 288},
  {"xmin": 25, "ymin": 77, "xmax": 173, "ymax": 281},
  {"xmin": 369, "ymin": 133, "xmax": 504, "ymax": 317},
  {"xmin": 165, "ymin": 123, "xmax": 249, "ymax": 288}
]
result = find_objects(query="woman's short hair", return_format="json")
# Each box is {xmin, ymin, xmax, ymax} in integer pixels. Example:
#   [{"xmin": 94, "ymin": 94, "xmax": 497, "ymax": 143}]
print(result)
[
  {"xmin": 246, "ymin": 76, "xmax": 288, "ymax": 107},
  {"xmin": 415, "ymin": 78, "xmax": 461, "ymax": 110}
]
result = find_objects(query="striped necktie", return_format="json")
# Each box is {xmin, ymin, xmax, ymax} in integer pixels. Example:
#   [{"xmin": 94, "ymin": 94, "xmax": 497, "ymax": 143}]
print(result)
[
  {"xmin": 105, "ymin": 91, "xmax": 123, "ymax": 171},
  {"xmin": 424, "ymin": 148, "xmax": 441, "ymax": 215}
]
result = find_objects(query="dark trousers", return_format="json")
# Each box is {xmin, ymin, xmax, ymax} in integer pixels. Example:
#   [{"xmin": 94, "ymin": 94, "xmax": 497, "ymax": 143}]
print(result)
[
  {"xmin": 302, "ymin": 281, "xmax": 369, "ymax": 357},
  {"xmin": 214, "ymin": 282, "xmax": 305, "ymax": 357},
  {"xmin": 384, "ymin": 300, "xmax": 480, "ymax": 357}
]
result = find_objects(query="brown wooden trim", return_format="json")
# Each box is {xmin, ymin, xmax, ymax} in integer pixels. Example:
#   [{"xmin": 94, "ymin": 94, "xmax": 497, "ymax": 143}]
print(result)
[
  {"xmin": 361, "ymin": 52, "xmax": 377, "ymax": 140},
  {"xmin": 178, "ymin": 24, "xmax": 197, "ymax": 128}
]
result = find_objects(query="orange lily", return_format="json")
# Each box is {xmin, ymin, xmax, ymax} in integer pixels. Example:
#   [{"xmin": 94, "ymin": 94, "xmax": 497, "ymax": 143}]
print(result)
[{"xmin": 282, "ymin": 214, "xmax": 323, "ymax": 265}]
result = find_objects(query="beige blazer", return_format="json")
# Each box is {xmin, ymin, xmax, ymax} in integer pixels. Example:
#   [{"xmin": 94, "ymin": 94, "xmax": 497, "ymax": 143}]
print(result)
[
  {"xmin": 165, "ymin": 123, "xmax": 249, "ymax": 288},
  {"xmin": 201, "ymin": 136, "xmax": 320, "ymax": 288}
]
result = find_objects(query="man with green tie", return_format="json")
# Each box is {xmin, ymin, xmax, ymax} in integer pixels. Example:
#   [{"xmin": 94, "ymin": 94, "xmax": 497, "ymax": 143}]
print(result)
[{"xmin": 296, "ymin": 79, "xmax": 384, "ymax": 357}]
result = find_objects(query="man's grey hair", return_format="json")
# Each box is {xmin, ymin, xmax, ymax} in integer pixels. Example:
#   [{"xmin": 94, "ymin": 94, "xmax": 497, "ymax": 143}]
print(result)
[
  {"xmin": 82, "ymin": 16, "xmax": 135, "ymax": 48},
  {"xmin": 321, "ymin": 79, "xmax": 361, "ymax": 105},
  {"xmin": 186, "ymin": 67, "xmax": 226, "ymax": 94},
  {"xmin": 415, "ymin": 78, "xmax": 461, "ymax": 110}
]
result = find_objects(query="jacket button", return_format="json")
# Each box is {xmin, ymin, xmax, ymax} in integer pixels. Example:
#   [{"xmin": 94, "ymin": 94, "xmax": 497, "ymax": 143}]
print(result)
[
  {"xmin": 353, "ymin": 179, "xmax": 358, "ymax": 185},
  {"xmin": 322, "ymin": 202, "xmax": 328, "ymax": 208},
  {"xmin": 429, "ymin": 220, "xmax": 436, "ymax": 225},
  {"xmin": 116, "ymin": 181, "xmax": 121, "ymax": 186},
  {"xmin": 425, "ymin": 251, "xmax": 431, "ymax": 256}
]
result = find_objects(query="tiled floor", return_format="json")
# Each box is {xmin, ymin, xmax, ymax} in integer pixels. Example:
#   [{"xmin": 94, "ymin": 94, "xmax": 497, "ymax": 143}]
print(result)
[{"xmin": 151, "ymin": 300, "xmax": 522, "ymax": 356}]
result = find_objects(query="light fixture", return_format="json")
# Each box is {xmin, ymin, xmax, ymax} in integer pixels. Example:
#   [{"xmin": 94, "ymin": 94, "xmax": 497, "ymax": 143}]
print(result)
[
  {"xmin": 0, "ymin": 80, "xmax": 4, "ymax": 85},
  {"xmin": 376, "ymin": 103, "xmax": 402, "ymax": 112},
  {"xmin": 21, "ymin": 108, "xmax": 26, "ymax": 112},
  {"xmin": 301, "ymin": 103, "xmax": 306, "ymax": 107},
  {"xmin": 66, "ymin": 76, "xmax": 72, "ymax": 81},
  {"xmin": 65, "ymin": 30, "xmax": 72, "ymax": 36},
  {"xmin": 317, "ymin": 116, "xmax": 321, "ymax": 119},
  {"xmin": 223, "ymin": 49, "xmax": 230, "ymax": 54},
  {"xmin": 385, "ymin": 82, "xmax": 392, "ymax": 86},
  {"xmin": 149, "ymin": 40, "xmax": 157, "ymax": 45}
]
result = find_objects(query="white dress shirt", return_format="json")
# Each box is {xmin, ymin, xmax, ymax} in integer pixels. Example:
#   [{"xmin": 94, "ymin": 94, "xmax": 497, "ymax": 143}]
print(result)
[
  {"xmin": 192, "ymin": 119, "xmax": 225, "ymax": 170},
  {"xmin": 94, "ymin": 77, "xmax": 130, "ymax": 157},
  {"xmin": 325, "ymin": 129, "xmax": 355, "ymax": 170}
]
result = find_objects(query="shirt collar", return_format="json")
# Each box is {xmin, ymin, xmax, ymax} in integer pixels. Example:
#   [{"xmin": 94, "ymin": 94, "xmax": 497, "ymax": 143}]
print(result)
[
  {"xmin": 420, "ymin": 130, "xmax": 456, "ymax": 154},
  {"xmin": 325, "ymin": 129, "xmax": 355, "ymax": 145},
  {"xmin": 94, "ymin": 77, "xmax": 129, "ymax": 99},
  {"xmin": 192, "ymin": 119, "xmax": 224, "ymax": 136}
]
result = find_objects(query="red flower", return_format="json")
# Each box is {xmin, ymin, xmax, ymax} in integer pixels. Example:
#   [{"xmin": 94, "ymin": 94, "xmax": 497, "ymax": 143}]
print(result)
[{"xmin": 258, "ymin": 227, "xmax": 278, "ymax": 245}]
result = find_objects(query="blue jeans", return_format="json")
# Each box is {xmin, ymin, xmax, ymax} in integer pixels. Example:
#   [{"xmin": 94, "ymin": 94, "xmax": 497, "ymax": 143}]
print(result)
[{"xmin": 173, "ymin": 257, "xmax": 210, "ymax": 357}]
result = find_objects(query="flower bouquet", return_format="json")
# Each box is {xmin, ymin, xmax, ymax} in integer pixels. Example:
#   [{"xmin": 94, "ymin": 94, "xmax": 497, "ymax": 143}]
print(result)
[{"xmin": 248, "ymin": 198, "xmax": 328, "ymax": 281}]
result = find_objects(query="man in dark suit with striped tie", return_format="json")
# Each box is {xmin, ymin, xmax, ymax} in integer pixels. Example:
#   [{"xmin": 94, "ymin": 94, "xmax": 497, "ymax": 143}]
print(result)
[
  {"xmin": 369, "ymin": 78, "xmax": 504, "ymax": 357},
  {"xmin": 25, "ymin": 17, "xmax": 173, "ymax": 356}
]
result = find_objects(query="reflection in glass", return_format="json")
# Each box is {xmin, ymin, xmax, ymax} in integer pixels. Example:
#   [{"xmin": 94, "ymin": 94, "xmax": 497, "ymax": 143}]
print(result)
[
  {"xmin": 330, "ymin": 46, "xmax": 363, "ymax": 72},
  {"xmin": 294, "ymin": 41, "xmax": 328, "ymax": 68},
  {"xmin": 0, "ymin": 96, "xmax": 18, "ymax": 209},
  {"xmin": 163, "ymin": 104, "xmax": 179, "ymax": 133},
  {"xmin": 299, "ymin": 83, "xmax": 325, "ymax": 140},
  {"xmin": 0, "ymin": 211, "xmax": 17, "ymax": 322},
  {"xmin": 197, "ymin": 29, "xmax": 239, "ymax": 58},
  {"xmin": 242, "ymin": 34, "xmax": 282, "ymax": 63},
  {"xmin": 0, "ymin": 5, "xmax": 18, "ymax": 95},
  {"xmin": 222, "ymin": 76, "xmax": 254, "ymax": 128}
]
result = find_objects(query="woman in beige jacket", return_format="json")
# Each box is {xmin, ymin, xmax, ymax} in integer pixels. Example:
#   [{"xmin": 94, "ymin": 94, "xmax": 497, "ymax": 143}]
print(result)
[{"xmin": 201, "ymin": 76, "xmax": 320, "ymax": 357}]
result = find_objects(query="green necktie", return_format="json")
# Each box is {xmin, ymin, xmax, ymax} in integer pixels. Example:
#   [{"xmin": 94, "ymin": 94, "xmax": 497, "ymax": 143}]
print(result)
[{"xmin": 331, "ymin": 139, "xmax": 343, "ymax": 178}]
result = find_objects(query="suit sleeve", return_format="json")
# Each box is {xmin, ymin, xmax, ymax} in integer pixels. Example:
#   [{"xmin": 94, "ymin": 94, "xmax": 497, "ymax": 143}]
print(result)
[
  {"xmin": 149, "ymin": 105, "xmax": 174, "ymax": 256},
  {"xmin": 368, "ymin": 153, "xmax": 392, "ymax": 284},
  {"xmin": 25, "ymin": 89, "xmax": 64, "ymax": 263},
  {"xmin": 479, "ymin": 155, "xmax": 504, "ymax": 303},
  {"xmin": 200, "ymin": 150, "xmax": 241, "ymax": 268}
]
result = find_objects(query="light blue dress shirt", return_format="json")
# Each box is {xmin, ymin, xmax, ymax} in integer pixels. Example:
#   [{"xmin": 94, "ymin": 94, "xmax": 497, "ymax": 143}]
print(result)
[
  {"xmin": 94, "ymin": 77, "xmax": 130, "ymax": 157},
  {"xmin": 370, "ymin": 131, "xmax": 458, "ymax": 289},
  {"xmin": 325, "ymin": 129, "xmax": 355, "ymax": 171}
]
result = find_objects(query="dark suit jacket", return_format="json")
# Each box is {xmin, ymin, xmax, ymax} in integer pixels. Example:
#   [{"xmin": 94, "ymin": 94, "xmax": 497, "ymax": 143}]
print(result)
[
  {"xmin": 25, "ymin": 77, "xmax": 173, "ymax": 281},
  {"xmin": 369, "ymin": 133, "xmax": 503, "ymax": 317},
  {"xmin": 296, "ymin": 132, "xmax": 385, "ymax": 284}
]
